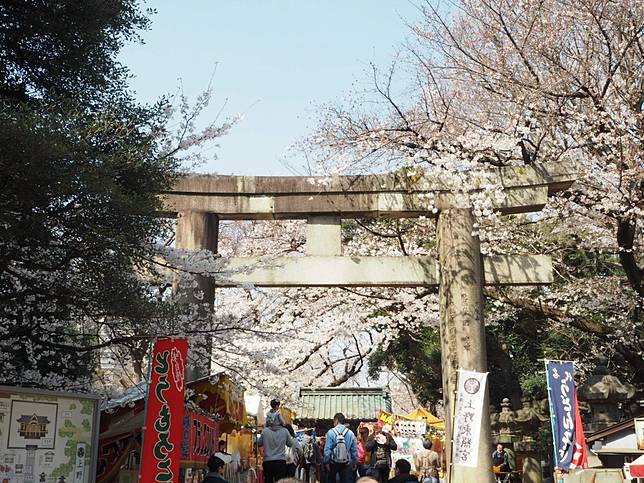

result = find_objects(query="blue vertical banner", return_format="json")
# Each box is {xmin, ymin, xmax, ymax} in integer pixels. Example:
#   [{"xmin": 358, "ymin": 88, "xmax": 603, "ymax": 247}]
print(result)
[{"xmin": 545, "ymin": 361, "xmax": 577, "ymax": 470}]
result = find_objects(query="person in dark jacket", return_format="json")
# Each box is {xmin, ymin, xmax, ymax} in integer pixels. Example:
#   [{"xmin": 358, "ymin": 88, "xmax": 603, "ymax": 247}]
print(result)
[
  {"xmin": 387, "ymin": 459, "xmax": 417, "ymax": 483},
  {"xmin": 492, "ymin": 443, "xmax": 510, "ymax": 482},
  {"xmin": 365, "ymin": 426, "xmax": 397, "ymax": 483},
  {"xmin": 202, "ymin": 453, "xmax": 231, "ymax": 483}
]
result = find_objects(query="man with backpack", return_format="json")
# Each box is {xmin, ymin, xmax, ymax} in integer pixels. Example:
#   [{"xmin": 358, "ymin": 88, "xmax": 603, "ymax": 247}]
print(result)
[{"xmin": 324, "ymin": 413, "xmax": 359, "ymax": 483}]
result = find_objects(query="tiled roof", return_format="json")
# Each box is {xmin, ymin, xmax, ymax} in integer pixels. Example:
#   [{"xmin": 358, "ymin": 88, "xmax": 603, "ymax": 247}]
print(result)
[
  {"xmin": 297, "ymin": 387, "xmax": 391, "ymax": 421},
  {"xmin": 16, "ymin": 415, "xmax": 50, "ymax": 424}
]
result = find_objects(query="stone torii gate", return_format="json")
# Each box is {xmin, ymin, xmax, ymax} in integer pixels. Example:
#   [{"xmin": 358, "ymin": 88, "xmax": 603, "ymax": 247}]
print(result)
[{"xmin": 161, "ymin": 162, "xmax": 575, "ymax": 483}]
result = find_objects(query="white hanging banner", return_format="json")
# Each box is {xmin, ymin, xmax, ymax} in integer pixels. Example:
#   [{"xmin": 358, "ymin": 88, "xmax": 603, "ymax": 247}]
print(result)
[{"xmin": 452, "ymin": 369, "xmax": 488, "ymax": 467}]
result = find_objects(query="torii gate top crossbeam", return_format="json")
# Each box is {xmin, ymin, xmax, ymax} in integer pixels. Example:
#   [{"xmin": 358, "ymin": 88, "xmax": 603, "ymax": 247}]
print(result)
[{"xmin": 161, "ymin": 162, "xmax": 575, "ymax": 220}]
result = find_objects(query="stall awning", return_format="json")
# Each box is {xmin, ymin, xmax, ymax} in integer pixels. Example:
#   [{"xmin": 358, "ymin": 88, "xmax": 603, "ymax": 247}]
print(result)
[
  {"xmin": 404, "ymin": 407, "xmax": 445, "ymax": 429},
  {"xmin": 297, "ymin": 387, "xmax": 391, "ymax": 421}
]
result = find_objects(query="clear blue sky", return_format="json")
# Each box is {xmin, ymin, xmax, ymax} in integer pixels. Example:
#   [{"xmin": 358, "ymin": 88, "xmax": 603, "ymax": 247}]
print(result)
[{"xmin": 120, "ymin": 1, "xmax": 422, "ymax": 175}]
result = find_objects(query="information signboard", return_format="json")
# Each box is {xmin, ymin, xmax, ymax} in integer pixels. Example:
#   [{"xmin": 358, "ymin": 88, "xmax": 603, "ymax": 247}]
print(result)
[{"xmin": 0, "ymin": 386, "xmax": 100, "ymax": 483}]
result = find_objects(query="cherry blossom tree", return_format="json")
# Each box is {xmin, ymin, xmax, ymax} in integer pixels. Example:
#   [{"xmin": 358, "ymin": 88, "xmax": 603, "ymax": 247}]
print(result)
[{"xmin": 303, "ymin": 0, "xmax": 643, "ymax": 398}]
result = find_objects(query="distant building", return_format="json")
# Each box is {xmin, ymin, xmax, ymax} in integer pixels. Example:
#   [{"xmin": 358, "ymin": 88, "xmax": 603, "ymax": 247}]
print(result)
[
  {"xmin": 587, "ymin": 417, "xmax": 644, "ymax": 470},
  {"xmin": 296, "ymin": 386, "xmax": 392, "ymax": 432}
]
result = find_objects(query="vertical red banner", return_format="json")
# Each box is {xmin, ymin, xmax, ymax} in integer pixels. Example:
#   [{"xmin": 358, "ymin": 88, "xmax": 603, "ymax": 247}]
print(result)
[{"xmin": 140, "ymin": 338, "xmax": 189, "ymax": 483}]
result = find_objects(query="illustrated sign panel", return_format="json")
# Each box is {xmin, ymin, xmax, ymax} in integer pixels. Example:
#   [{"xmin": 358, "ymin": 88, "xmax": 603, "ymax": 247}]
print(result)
[
  {"xmin": 0, "ymin": 387, "xmax": 99, "ymax": 483},
  {"xmin": 7, "ymin": 401, "xmax": 58, "ymax": 450}
]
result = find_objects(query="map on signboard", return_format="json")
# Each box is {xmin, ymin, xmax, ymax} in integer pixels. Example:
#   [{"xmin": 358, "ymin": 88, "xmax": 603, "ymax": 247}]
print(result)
[{"xmin": 0, "ymin": 391, "xmax": 96, "ymax": 483}]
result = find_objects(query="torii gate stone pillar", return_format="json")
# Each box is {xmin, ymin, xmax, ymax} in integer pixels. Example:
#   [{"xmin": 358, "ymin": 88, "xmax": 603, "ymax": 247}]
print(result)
[
  {"xmin": 438, "ymin": 208, "xmax": 490, "ymax": 482},
  {"xmin": 161, "ymin": 162, "xmax": 576, "ymax": 483},
  {"xmin": 175, "ymin": 211, "xmax": 219, "ymax": 380}
]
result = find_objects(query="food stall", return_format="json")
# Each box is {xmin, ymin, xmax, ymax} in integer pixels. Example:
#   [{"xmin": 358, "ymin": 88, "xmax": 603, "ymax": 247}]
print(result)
[{"xmin": 97, "ymin": 373, "xmax": 251, "ymax": 483}]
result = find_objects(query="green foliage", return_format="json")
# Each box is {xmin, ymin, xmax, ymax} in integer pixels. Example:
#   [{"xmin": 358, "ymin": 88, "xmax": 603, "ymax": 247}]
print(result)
[
  {"xmin": 80, "ymin": 400, "xmax": 94, "ymax": 415},
  {"xmin": 520, "ymin": 373, "xmax": 548, "ymax": 400},
  {"xmin": 0, "ymin": 0, "xmax": 150, "ymax": 102},
  {"xmin": 0, "ymin": 0, "xmax": 179, "ymax": 387},
  {"xmin": 58, "ymin": 420, "xmax": 75, "ymax": 438},
  {"xmin": 559, "ymin": 248, "xmax": 624, "ymax": 281},
  {"xmin": 369, "ymin": 327, "xmax": 443, "ymax": 406},
  {"xmin": 370, "ymin": 305, "xmax": 600, "ymax": 409},
  {"xmin": 50, "ymin": 439, "xmax": 77, "ymax": 480}
]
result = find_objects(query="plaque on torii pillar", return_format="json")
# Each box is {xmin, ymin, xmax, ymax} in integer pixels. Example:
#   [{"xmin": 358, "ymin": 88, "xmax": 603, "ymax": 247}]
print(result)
[{"xmin": 161, "ymin": 161, "xmax": 575, "ymax": 483}]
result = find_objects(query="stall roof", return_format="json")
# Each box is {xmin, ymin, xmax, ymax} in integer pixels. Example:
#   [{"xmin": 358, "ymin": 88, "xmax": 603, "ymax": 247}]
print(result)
[
  {"xmin": 297, "ymin": 387, "xmax": 391, "ymax": 421},
  {"xmin": 587, "ymin": 416, "xmax": 642, "ymax": 443},
  {"xmin": 101, "ymin": 372, "xmax": 227, "ymax": 411}
]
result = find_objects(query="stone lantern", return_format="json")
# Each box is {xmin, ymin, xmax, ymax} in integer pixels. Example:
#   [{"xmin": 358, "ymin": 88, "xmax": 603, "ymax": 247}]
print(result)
[
  {"xmin": 496, "ymin": 398, "xmax": 517, "ymax": 444},
  {"xmin": 514, "ymin": 396, "xmax": 549, "ymax": 483},
  {"xmin": 577, "ymin": 356, "xmax": 635, "ymax": 432}
]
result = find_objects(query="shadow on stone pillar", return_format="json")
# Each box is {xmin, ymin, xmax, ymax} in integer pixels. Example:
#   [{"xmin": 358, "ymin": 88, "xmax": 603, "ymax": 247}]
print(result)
[
  {"xmin": 175, "ymin": 211, "xmax": 219, "ymax": 381},
  {"xmin": 437, "ymin": 208, "xmax": 494, "ymax": 483}
]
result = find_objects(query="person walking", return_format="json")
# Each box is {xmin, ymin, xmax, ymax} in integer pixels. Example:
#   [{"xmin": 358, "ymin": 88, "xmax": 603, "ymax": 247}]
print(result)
[
  {"xmin": 364, "ymin": 426, "xmax": 397, "ymax": 483},
  {"xmin": 324, "ymin": 413, "xmax": 359, "ymax": 483},
  {"xmin": 413, "ymin": 440, "xmax": 439, "ymax": 483},
  {"xmin": 300, "ymin": 430, "xmax": 321, "ymax": 483},
  {"xmin": 357, "ymin": 427, "xmax": 371, "ymax": 478},
  {"xmin": 258, "ymin": 417, "xmax": 294, "ymax": 483},
  {"xmin": 285, "ymin": 424, "xmax": 302, "ymax": 478}
]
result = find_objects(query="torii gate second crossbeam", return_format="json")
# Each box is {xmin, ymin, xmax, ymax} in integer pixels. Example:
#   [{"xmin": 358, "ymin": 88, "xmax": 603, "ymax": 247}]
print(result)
[{"xmin": 161, "ymin": 161, "xmax": 575, "ymax": 483}]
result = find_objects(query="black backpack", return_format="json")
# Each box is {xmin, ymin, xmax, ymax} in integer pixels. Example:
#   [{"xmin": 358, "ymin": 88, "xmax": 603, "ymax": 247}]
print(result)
[{"xmin": 303, "ymin": 440, "xmax": 316, "ymax": 464}]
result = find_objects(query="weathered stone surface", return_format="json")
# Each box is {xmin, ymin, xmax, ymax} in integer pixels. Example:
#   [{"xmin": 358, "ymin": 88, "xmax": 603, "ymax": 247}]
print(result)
[
  {"xmin": 160, "ymin": 161, "xmax": 574, "ymax": 219},
  {"xmin": 216, "ymin": 256, "xmax": 440, "ymax": 287},
  {"xmin": 306, "ymin": 216, "xmax": 342, "ymax": 256},
  {"xmin": 578, "ymin": 356, "xmax": 636, "ymax": 432},
  {"xmin": 210, "ymin": 254, "xmax": 552, "ymax": 287},
  {"xmin": 160, "ymin": 186, "xmax": 548, "ymax": 220},
  {"xmin": 437, "ymin": 208, "xmax": 494, "ymax": 483},
  {"xmin": 522, "ymin": 456, "xmax": 543, "ymax": 483},
  {"xmin": 175, "ymin": 211, "xmax": 219, "ymax": 380},
  {"xmin": 168, "ymin": 161, "xmax": 575, "ymax": 194}
]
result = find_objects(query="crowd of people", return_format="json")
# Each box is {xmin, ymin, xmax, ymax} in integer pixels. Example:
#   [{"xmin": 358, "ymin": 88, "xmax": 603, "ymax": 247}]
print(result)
[
  {"xmin": 251, "ymin": 407, "xmax": 441, "ymax": 483},
  {"xmin": 198, "ymin": 401, "xmax": 520, "ymax": 483}
]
